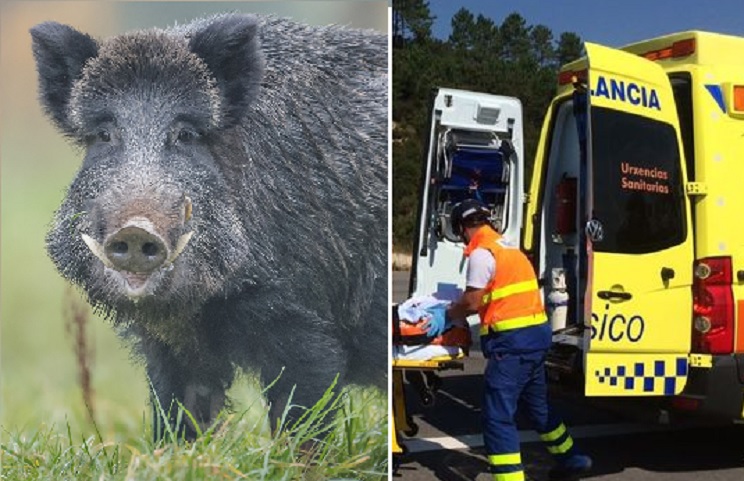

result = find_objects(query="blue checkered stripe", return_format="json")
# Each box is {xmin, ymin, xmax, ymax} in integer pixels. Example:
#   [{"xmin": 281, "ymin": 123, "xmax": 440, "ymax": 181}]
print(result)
[{"xmin": 595, "ymin": 357, "xmax": 688, "ymax": 395}]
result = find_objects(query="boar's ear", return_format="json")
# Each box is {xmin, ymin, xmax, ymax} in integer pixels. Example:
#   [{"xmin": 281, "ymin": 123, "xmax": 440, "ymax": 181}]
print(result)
[
  {"xmin": 188, "ymin": 14, "xmax": 265, "ymax": 128},
  {"xmin": 30, "ymin": 22, "xmax": 99, "ymax": 136}
]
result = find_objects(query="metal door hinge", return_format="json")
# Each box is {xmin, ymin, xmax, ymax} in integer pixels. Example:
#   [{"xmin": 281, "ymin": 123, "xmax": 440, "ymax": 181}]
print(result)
[
  {"xmin": 685, "ymin": 182, "xmax": 708, "ymax": 196},
  {"xmin": 689, "ymin": 353, "xmax": 713, "ymax": 368}
]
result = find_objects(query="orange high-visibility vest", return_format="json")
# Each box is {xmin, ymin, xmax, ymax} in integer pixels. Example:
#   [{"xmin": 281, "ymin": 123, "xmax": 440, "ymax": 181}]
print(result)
[{"xmin": 464, "ymin": 226, "xmax": 547, "ymax": 336}]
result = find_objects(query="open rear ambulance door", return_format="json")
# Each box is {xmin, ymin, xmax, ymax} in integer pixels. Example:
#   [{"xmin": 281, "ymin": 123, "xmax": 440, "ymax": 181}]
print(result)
[
  {"xmin": 409, "ymin": 89, "xmax": 524, "ymax": 305},
  {"xmin": 582, "ymin": 43, "xmax": 694, "ymax": 396}
]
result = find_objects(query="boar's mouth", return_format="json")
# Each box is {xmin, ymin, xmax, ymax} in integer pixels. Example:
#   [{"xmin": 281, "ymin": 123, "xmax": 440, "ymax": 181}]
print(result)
[{"xmin": 81, "ymin": 228, "xmax": 194, "ymax": 299}]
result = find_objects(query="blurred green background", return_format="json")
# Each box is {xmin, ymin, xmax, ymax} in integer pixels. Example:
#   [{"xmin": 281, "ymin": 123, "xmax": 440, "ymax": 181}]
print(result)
[{"xmin": 0, "ymin": 0, "xmax": 388, "ymax": 439}]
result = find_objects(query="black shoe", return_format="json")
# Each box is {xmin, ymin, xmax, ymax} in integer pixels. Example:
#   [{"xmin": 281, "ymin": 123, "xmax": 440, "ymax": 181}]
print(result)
[{"xmin": 548, "ymin": 454, "xmax": 592, "ymax": 480}]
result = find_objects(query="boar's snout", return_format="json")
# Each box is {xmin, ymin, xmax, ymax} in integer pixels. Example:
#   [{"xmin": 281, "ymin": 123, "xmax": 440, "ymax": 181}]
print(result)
[
  {"xmin": 80, "ymin": 209, "xmax": 194, "ymax": 299},
  {"xmin": 104, "ymin": 225, "xmax": 167, "ymax": 273},
  {"xmin": 80, "ymin": 195, "xmax": 196, "ymax": 293}
]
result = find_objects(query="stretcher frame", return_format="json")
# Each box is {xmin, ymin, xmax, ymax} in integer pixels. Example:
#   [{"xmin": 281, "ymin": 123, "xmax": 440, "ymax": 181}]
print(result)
[{"xmin": 391, "ymin": 355, "xmax": 465, "ymax": 472}]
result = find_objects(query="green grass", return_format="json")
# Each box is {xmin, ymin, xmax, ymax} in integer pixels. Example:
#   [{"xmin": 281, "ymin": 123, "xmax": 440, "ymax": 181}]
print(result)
[{"xmin": 1, "ymin": 381, "xmax": 387, "ymax": 480}]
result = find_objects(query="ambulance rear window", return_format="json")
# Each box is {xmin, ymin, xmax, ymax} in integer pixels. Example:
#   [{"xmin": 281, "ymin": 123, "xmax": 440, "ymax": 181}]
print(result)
[{"xmin": 590, "ymin": 107, "xmax": 686, "ymax": 254}]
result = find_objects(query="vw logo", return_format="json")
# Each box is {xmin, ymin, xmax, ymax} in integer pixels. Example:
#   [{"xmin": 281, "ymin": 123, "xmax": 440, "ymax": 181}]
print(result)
[{"xmin": 586, "ymin": 219, "xmax": 604, "ymax": 243}]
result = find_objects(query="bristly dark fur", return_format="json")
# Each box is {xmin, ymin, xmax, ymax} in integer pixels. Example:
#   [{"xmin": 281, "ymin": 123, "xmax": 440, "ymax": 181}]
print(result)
[{"xmin": 31, "ymin": 13, "xmax": 387, "ymax": 439}]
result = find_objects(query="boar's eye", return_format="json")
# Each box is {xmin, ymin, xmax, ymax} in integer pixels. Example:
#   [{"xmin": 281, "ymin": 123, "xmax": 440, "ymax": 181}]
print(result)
[
  {"xmin": 97, "ymin": 129, "xmax": 111, "ymax": 142},
  {"xmin": 177, "ymin": 129, "xmax": 198, "ymax": 144}
]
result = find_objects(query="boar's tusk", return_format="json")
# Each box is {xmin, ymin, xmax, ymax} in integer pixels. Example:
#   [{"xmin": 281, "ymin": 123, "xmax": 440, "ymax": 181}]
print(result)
[
  {"xmin": 184, "ymin": 196, "xmax": 192, "ymax": 223},
  {"xmin": 166, "ymin": 231, "xmax": 194, "ymax": 265},
  {"xmin": 81, "ymin": 233, "xmax": 114, "ymax": 268}
]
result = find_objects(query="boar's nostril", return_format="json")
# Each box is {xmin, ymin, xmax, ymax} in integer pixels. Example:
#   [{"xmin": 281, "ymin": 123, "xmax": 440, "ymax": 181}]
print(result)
[
  {"xmin": 104, "ymin": 226, "xmax": 167, "ymax": 274},
  {"xmin": 111, "ymin": 241, "xmax": 129, "ymax": 255},
  {"xmin": 142, "ymin": 242, "xmax": 159, "ymax": 257}
]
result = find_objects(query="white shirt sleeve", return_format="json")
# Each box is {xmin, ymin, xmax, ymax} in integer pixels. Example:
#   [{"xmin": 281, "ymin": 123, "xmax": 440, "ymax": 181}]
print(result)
[{"xmin": 466, "ymin": 248, "xmax": 496, "ymax": 289}]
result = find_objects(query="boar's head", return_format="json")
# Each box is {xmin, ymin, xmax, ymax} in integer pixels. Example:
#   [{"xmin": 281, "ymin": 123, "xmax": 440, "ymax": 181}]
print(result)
[{"xmin": 31, "ymin": 15, "xmax": 267, "ymax": 320}]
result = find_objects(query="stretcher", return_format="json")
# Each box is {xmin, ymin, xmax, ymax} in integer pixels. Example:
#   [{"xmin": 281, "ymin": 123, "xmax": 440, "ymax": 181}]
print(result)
[{"xmin": 391, "ymin": 305, "xmax": 470, "ymax": 472}]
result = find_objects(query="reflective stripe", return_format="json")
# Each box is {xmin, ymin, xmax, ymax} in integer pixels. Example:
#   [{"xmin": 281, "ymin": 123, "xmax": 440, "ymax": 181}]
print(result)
[
  {"xmin": 480, "ymin": 315, "xmax": 548, "ymax": 336},
  {"xmin": 488, "ymin": 453, "xmax": 522, "ymax": 466},
  {"xmin": 492, "ymin": 471, "xmax": 525, "ymax": 481},
  {"xmin": 539, "ymin": 423, "xmax": 567, "ymax": 442},
  {"xmin": 482, "ymin": 280, "xmax": 539, "ymax": 304},
  {"xmin": 546, "ymin": 436, "xmax": 574, "ymax": 454}
]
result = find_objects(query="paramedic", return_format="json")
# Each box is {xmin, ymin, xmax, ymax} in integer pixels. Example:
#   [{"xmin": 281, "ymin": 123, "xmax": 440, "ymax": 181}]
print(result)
[{"xmin": 423, "ymin": 199, "xmax": 592, "ymax": 481}]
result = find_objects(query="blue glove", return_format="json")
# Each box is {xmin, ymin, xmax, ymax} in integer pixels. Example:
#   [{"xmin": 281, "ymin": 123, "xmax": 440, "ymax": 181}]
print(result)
[{"xmin": 422, "ymin": 305, "xmax": 449, "ymax": 338}]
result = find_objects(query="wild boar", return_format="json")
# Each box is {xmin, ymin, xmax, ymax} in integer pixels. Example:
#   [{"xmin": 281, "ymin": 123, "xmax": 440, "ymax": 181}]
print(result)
[{"xmin": 30, "ymin": 13, "xmax": 387, "ymax": 439}]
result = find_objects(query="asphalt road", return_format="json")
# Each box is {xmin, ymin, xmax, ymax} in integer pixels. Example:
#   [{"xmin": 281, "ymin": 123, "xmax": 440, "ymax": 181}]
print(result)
[{"xmin": 392, "ymin": 270, "xmax": 744, "ymax": 481}]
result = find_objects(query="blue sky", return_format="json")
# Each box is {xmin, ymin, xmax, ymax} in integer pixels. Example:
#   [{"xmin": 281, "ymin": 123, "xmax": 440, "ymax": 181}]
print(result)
[{"xmin": 428, "ymin": 0, "xmax": 744, "ymax": 47}]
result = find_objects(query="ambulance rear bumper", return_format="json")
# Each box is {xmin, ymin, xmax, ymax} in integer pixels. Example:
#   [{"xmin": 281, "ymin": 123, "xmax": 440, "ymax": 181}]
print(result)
[{"xmin": 678, "ymin": 354, "xmax": 744, "ymax": 421}]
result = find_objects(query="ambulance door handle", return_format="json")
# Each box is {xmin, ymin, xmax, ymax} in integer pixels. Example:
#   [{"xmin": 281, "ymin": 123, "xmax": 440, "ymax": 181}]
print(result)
[
  {"xmin": 597, "ymin": 291, "xmax": 632, "ymax": 301},
  {"xmin": 661, "ymin": 267, "xmax": 675, "ymax": 282}
]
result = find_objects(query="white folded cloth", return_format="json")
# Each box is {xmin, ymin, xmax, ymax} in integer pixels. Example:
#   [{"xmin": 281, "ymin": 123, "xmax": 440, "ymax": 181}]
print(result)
[{"xmin": 397, "ymin": 295, "xmax": 450, "ymax": 323}]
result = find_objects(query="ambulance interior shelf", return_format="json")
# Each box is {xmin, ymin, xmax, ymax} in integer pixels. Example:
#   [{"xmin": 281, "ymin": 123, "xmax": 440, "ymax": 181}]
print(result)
[{"xmin": 430, "ymin": 128, "xmax": 513, "ymax": 242}]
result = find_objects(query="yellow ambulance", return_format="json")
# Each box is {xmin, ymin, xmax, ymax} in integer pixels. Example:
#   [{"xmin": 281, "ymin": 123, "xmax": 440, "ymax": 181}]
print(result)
[{"xmin": 526, "ymin": 31, "xmax": 744, "ymax": 420}]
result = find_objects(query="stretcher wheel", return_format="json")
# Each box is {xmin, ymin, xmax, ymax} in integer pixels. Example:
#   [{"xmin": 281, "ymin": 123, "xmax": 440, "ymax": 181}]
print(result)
[
  {"xmin": 403, "ymin": 419, "xmax": 419, "ymax": 437},
  {"xmin": 420, "ymin": 391, "xmax": 434, "ymax": 406}
]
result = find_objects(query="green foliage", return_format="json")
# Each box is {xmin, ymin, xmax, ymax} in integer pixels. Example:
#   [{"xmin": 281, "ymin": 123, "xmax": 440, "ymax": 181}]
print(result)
[
  {"xmin": 392, "ymin": 6, "xmax": 583, "ymax": 252},
  {"xmin": 558, "ymin": 32, "xmax": 584, "ymax": 66},
  {"xmin": 392, "ymin": 0, "xmax": 435, "ymax": 44},
  {"xmin": 0, "ymin": 383, "xmax": 386, "ymax": 480}
]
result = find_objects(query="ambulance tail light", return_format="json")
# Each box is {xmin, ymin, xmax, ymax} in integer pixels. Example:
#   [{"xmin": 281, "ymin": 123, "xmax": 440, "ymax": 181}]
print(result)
[
  {"xmin": 672, "ymin": 38, "xmax": 696, "ymax": 57},
  {"xmin": 558, "ymin": 69, "xmax": 587, "ymax": 86},
  {"xmin": 692, "ymin": 257, "xmax": 735, "ymax": 354},
  {"xmin": 641, "ymin": 38, "xmax": 696, "ymax": 61}
]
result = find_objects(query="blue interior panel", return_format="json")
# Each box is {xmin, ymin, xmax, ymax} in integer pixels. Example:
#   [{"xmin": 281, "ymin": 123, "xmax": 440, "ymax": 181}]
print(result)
[{"xmin": 441, "ymin": 147, "xmax": 507, "ymax": 204}]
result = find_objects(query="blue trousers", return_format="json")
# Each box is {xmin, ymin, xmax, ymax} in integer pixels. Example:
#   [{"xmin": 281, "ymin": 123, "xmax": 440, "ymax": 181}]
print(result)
[{"xmin": 482, "ymin": 349, "xmax": 578, "ymax": 479}]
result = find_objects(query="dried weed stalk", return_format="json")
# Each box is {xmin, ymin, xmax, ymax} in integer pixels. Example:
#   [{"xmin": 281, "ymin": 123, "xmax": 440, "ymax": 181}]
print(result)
[{"xmin": 64, "ymin": 286, "xmax": 96, "ymax": 425}]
